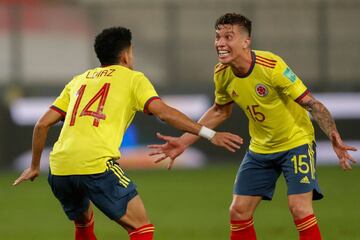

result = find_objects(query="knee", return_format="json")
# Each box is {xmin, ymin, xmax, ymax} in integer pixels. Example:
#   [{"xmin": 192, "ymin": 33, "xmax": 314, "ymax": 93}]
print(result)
[
  {"xmin": 229, "ymin": 202, "xmax": 253, "ymax": 220},
  {"xmin": 289, "ymin": 203, "xmax": 313, "ymax": 220},
  {"xmin": 75, "ymin": 209, "xmax": 94, "ymax": 225}
]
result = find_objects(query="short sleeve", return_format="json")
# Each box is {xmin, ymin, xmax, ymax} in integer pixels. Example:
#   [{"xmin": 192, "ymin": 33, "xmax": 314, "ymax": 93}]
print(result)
[
  {"xmin": 272, "ymin": 56, "xmax": 308, "ymax": 101},
  {"xmin": 50, "ymin": 81, "xmax": 72, "ymax": 117},
  {"xmin": 132, "ymin": 73, "xmax": 159, "ymax": 113},
  {"xmin": 214, "ymin": 67, "xmax": 233, "ymax": 105}
]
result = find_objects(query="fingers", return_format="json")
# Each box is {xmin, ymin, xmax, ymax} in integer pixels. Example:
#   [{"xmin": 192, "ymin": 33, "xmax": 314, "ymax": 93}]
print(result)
[
  {"xmin": 148, "ymin": 149, "xmax": 166, "ymax": 156},
  {"xmin": 340, "ymin": 158, "xmax": 352, "ymax": 171},
  {"xmin": 168, "ymin": 159, "xmax": 175, "ymax": 170},
  {"xmin": 349, "ymin": 158, "xmax": 357, "ymax": 164},
  {"xmin": 156, "ymin": 132, "xmax": 174, "ymax": 142},
  {"xmin": 154, "ymin": 155, "xmax": 169, "ymax": 163},
  {"xmin": 344, "ymin": 145, "xmax": 358, "ymax": 152},
  {"xmin": 225, "ymin": 139, "xmax": 242, "ymax": 150},
  {"xmin": 212, "ymin": 132, "xmax": 244, "ymax": 152},
  {"xmin": 147, "ymin": 144, "xmax": 163, "ymax": 149},
  {"xmin": 13, "ymin": 176, "xmax": 25, "ymax": 186},
  {"xmin": 224, "ymin": 144, "xmax": 236, "ymax": 153},
  {"xmin": 336, "ymin": 146, "xmax": 357, "ymax": 170},
  {"xmin": 339, "ymin": 155, "xmax": 357, "ymax": 171}
]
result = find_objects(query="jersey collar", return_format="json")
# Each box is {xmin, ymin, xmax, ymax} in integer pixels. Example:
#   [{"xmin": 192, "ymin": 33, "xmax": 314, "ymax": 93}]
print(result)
[{"xmin": 234, "ymin": 51, "xmax": 255, "ymax": 78}]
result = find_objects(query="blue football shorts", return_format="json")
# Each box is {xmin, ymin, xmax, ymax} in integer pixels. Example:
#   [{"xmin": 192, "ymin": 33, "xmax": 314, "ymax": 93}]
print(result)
[
  {"xmin": 48, "ymin": 159, "xmax": 138, "ymax": 221},
  {"xmin": 233, "ymin": 142, "xmax": 323, "ymax": 200}
]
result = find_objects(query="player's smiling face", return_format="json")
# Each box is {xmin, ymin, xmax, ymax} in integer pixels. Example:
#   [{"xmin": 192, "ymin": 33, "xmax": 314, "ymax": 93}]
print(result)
[{"xmin": 215, "ymin": 24, "xmax": 250, "ymax": 65}]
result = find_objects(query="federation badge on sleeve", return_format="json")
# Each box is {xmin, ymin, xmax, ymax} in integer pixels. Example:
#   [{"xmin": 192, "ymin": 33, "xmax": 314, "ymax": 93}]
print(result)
[
  {"xmin": 283, "ymin": 67, "xmax": 297, "ymax": 82},
  {"xmin": 255, "ymin": 84, "xmax": 268, "ymax": 97}
]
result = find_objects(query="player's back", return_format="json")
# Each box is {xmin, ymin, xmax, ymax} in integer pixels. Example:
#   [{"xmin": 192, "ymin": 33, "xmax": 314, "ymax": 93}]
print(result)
[{"xmin": 49, "ymin": 65, "xmax": 158, "ymax": 175}]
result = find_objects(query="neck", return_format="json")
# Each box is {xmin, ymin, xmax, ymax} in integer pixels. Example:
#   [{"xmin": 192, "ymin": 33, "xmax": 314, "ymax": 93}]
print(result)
[{"xmin": 230, "ymin": 49, "xmax": 252, "ymax": 77}]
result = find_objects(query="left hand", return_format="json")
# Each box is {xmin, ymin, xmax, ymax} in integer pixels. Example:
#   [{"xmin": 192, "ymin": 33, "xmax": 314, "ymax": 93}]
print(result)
[
  {"xmin": 331, "ymin": 133, "xmax": 357, "ymax": 170},
  {"xmin": 13, "ymin": 167, "xmax": 40, "ymax": 186},
  {"xmin": 148, "ymin": 133, "xmax": 186, "ymax": 170}
]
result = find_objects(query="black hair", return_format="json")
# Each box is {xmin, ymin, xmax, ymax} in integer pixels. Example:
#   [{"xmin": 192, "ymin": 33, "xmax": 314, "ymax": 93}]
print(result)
[
  {"xmin": 94, "ymin": 27, "xmax": 132, "ymax": 65},
  {"xmin": 215, "ymin": 13, "xmax": 252, "ymax": 36}
]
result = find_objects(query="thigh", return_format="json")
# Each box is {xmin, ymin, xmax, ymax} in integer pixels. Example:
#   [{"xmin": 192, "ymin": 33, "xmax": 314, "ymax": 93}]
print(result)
[
  {"xmin": 281, "ymin": 142, "xmax": 323, "ymax": 200},
  {"xmin": 84, "ymin": 160, "xmax": 138, "ymax": 221},
  {"xmin": 234, "ymin": 151, "xmax": 282, "ymax": 200},
  {"xmin": 48, "ymin": 173, "xmax": 90, "ymax": 221}
]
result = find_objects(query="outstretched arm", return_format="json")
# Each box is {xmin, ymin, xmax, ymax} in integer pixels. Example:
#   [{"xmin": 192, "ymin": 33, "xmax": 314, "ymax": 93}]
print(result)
[
  {"xmin": 148, "ymin": 102, "xmax": 238, "ymax": 169},
  {"xmin": 13, "ymin": 109, "xmax": 64, "ymax": 186},
  {"xmin": 169, "ymin": 102, "xmax": 234, "ymax": 149},
  {"xmin": 297, "ymin": 93, "xmax": 357, "ymax": 170}
]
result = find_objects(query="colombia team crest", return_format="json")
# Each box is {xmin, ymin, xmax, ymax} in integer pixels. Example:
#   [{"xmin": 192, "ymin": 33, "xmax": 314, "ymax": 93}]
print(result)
[{"xmin": 255, "ymin": 84, "xmax": 268, "ymax": 97}]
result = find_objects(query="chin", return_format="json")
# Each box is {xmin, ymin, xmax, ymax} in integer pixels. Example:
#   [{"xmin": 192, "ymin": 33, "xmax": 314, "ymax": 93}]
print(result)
[{"xmin": 218, "ymin": 58, "xmax": 231, "ymax": 65}]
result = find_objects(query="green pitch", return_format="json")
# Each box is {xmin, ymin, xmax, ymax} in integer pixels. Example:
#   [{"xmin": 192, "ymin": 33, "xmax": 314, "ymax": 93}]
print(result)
[{"xmin": 1, "ymin": 165, "xmax": 359, "ymax": 240}]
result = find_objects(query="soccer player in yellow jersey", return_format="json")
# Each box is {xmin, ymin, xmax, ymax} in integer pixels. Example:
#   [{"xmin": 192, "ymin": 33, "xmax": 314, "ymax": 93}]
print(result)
[
  {"xmin": 13, "ymin": 27, "xmax": 243, "ymax": 240},
  {"xmin": 149, "ymin": 13, "xmax": 357, "ymax": 240}
]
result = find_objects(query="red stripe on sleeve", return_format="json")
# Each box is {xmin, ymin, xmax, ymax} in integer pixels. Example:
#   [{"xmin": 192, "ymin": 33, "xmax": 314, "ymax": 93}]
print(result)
[
  {"xmin": 295, "ymin": 89, "xmax": 310, "ymax": 103},
  {"xmin": 143, "ymin": 96, "xmax": 161, "ymax": 114},
  {"xmin": 50, "ymin": 105, "xmax": 66, "ymax": 117}
]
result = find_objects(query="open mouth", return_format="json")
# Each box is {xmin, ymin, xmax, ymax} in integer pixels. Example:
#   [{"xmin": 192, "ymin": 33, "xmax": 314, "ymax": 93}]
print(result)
[{"xmin": 218, "ymin": 50, "xmax": 230, "ymax": 58}]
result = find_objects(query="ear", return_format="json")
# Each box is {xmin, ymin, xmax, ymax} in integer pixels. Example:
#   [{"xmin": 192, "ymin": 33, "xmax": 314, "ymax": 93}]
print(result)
[
  {"xmin": 243, "ymin": 37, "xmax": 251, "ymax": 49},
  {"xmin": 119, "ymin": 50, "xmax": 129, "ymax": 66}
]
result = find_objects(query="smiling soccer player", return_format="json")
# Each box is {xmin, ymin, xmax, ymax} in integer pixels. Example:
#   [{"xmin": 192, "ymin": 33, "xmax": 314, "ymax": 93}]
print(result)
[{"xmin": 149, "ymin": 13, "xmax": 357, "ymax": 240}]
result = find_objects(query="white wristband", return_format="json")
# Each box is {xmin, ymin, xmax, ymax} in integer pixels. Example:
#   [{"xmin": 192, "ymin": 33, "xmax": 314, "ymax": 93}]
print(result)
[{"xmin": 198, "ymin": 126, "xmax": 216, "ymax": 140}]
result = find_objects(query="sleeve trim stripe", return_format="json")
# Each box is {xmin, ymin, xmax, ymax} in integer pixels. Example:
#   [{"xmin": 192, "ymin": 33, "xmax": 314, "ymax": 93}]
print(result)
[
  {"xmin": 50, "ymin": 105, "xmax": 66, "ymax": 117},
  {"xmin": 215, "ymin": 65, "xmax": 228, "ymax": 74},
  {"xmin": 143, "ymin": 96, "xmax": 161, "ymax": 114},
  {"xmin": 295, "ymin": 89, "xmax": 310, "ymax": 103},
  {"xmin": 215, "ymin": 100, "xmax": 234, "ymax": 106}
]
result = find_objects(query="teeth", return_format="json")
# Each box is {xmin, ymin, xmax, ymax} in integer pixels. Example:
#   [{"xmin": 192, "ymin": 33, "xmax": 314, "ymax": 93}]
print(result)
[{"xmin": 218, "ymin": 50, "xmax": 230, "ymax": 57}]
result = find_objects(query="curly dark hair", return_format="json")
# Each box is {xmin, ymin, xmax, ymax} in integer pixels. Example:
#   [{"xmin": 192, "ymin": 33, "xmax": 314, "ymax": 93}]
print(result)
[
  {"xmin": 215, "ymin": 13, "xmax": 252, "ymax": 36},
  {"xmin": 94, "ymin": 27, "xmax": 132, "ymax": 65}
]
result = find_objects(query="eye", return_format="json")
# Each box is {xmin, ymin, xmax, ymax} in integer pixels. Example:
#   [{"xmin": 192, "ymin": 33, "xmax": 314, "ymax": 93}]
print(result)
[{"xmin": 225, "ymin": 35, "xmax": 233, "ymax": 40}]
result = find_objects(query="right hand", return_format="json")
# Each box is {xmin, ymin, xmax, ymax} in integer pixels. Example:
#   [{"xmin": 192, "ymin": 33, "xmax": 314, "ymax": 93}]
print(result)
[
  {"xmin": 148, "ymin": 133, "xmax": 187, "ymax": 170},
  {"xmin": 13, "ymin": 167, "xmax": 40, "ymax": 186},
  {"xmin": 210, "ymin": 132, "xmax": 243, "ymax": 152}
]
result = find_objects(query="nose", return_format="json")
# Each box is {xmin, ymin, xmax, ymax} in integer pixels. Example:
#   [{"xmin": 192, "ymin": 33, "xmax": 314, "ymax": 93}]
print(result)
[{"xmin": 215, "ymin": 38, "xmax": 224, "ymax": 48}]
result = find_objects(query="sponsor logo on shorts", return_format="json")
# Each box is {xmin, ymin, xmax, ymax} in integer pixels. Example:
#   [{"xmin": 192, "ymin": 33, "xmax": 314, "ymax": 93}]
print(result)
[
  {"xmin": 300, "ymin": 176, "xmax": 310, "ymax": 184},
  {"xmin": 255, "ymin": 84, "xmax": 268, "ymax": 97}
]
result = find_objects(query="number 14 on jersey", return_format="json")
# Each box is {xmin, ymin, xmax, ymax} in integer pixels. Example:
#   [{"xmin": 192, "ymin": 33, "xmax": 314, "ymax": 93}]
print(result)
[{"xmin": 70, "ymin": 83, "xmax": 110, "ymax": 127}]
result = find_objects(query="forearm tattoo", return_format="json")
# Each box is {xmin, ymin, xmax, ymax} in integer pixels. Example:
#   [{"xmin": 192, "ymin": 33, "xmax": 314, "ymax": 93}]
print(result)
[{"xmin": 303, "ymin": 98, "xmax": 337, "ymax": 139}]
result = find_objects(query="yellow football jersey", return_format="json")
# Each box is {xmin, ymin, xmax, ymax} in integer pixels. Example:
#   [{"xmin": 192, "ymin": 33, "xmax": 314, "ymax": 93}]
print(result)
[
  {"xmin": 49, "ymin": 65, "xmax": 159, "ymax": 175},
  {"xmin": 214, "ymin": 50, "xmax": 314, "ymax": 153}
]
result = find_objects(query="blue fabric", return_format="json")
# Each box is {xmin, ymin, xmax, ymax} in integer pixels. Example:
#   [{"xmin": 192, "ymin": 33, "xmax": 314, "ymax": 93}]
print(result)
[
  {"xmin": 48, "ymin": 160, "xmax": 137, "ymax": 221},
  {"xmin": 233, "ymin": 143, "xmax": 323, "ymax": 200}
]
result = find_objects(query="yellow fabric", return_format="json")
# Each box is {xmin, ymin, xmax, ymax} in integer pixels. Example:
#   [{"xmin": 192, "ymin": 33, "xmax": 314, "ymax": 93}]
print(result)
[
  {"xmin": 50, "ymin": 65, "xmax": 158, "ymax": 175},
  {"xmin": 214, "ymin": 50, "xmax": 314, "ymax": 153}
]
